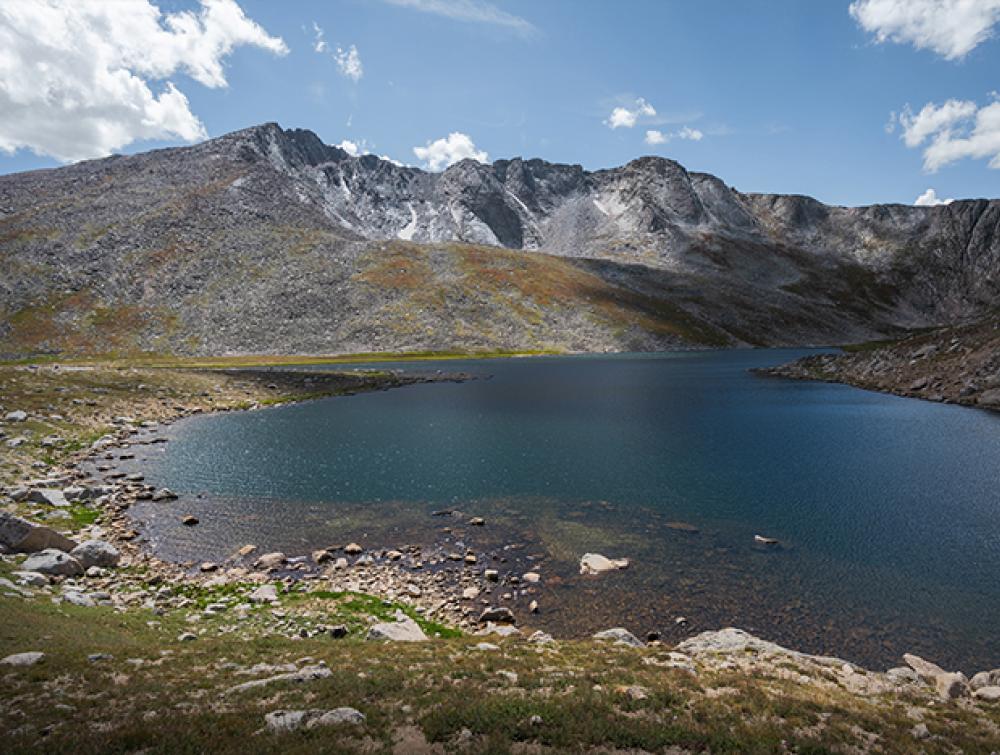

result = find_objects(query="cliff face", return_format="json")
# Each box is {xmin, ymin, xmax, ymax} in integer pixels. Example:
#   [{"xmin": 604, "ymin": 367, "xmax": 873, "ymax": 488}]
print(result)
[{"xmin": 1, "ymin": 122, "xmax": 997, "ymax": 357}]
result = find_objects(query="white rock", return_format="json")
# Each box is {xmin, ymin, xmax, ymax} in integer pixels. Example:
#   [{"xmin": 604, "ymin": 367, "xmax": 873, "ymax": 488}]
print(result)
[
  {"xmin": 248, "ymin": 584, "xmax": 279, "ymax": 604},
  {"xmin": 26, "ymin": 488, "xmax": 70, "ymax": 508},
  {"xmin": 5, "ymin": 410, "xmax": 27, "ymax": 422},
  {"xmin": 1, "ymin": 651, "xmax": 44, "ymax": 666},
  {"xmin": 227, "ymin": 665, "xmax": 332, "ymax": 694},
  {"xmin": 592, "ymin": 627, "xmax": 644, "ymax": 647},
  {"xmin": 264, "ymin": 707, "xmax": 365, "ymax": 732},
  {"xmin": 579, "ymin": 553, "xmax": 629, "ymax": 575},
  {"xmin": 366, "ymin": 611, "xmax": 427, "ymax": 642}
]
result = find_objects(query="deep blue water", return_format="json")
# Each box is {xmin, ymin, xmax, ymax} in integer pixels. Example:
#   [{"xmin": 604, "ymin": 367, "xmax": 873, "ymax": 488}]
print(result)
[{"xmin": 137, "ymin": 350, "xmax": 1000, "ymax": 670}]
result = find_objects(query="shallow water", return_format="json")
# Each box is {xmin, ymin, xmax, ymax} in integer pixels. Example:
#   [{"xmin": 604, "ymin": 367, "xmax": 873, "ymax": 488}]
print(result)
[{"xmin": 132, "ymin": 350, "xmax": 1000, "ymax": 671}]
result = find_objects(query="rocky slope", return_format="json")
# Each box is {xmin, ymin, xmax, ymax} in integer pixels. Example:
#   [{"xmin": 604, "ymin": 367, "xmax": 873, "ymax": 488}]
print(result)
[
  {"xmin": 763, "ymin": 313, "xmax": 1000, "ymax": 410},
  {"xmin": 1, "ymin": 122, "xmax": 998, "ymax": 357}
]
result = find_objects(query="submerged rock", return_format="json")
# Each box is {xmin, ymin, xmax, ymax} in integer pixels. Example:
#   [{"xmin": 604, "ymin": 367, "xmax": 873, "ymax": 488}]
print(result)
[{"xmin": 478, "ymin": 606, "xmax": 515, "ymax": 624}]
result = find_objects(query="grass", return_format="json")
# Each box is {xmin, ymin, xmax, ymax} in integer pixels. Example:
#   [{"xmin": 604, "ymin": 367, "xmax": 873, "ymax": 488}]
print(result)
[{"xmin": 2, "ymin": 561, "xmax": 1000, "ymax": 753}]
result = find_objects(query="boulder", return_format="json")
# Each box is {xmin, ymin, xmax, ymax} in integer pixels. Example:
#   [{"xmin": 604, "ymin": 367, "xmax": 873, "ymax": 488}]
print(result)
[
  {"xmin": 70, "ymin": 540, "xmax": 120, "ymax": 569},
  {"xmin": 62, "ymin": 591, "xmax": 96, "ymax": 607},
  {"xmin": 579, "ymin": 553, "xmax": 629, "ymax": 575},
  {"xmin": 5, "ymin": 410, "xmax": 27, "ymax": 422},
  {"xmin": 264, "ymin": 707, "xmax": 365, "ymax": 733},
  {"xmin": 935, "ymin": 672, "xmax": 970, "ymax": 700},
  {"xmin": 974, "ymin": 686, "xmax": 1000, "ymax": 702},
  {"xmin": 344, "ymin": 543, "xmax": 363, "ymax": 555},
  {"xmin": 26, "ymin": 488, "xmax": 69, "ymax": 507},
  {"xmin": 151, "ymin": 488, "xmax": 178, "ymax": 501},
  {"xmin": 903, "ymin": 653, "xmax": 946, "ymax": 681},
  {"xmin": 592, "ymin": 627, "xmax": 644, "ymax": 647},
  {"xmin": 0, "ymin": 511, "xmax": 76, "ymax": 553},
  {"xmin": 12, "ymin": 571, "xmax": 49, "ymax": 587},
  {"xmin": 248, "ymin": 584, "xmax": 279, "ymax": 604},
  {"xmin": 1, "ymin": 651, "xmax": 44, "ymax": 666},
  {"xmin": 21, "ymin": 549, "xmax": 83, "ymax": 576},
  {"xmin": 971, "ymin": 669, "xmax": 1000, "ymax": 690},
  {"xmin": 255, "ymin": 552, "xmax": 287, "ymax": 569},
  {"xmin": 478, "ymin": 606, "xmax": 515, "ymax": 624},
  {"xmin": 366, "ymin": 611, "xmax": 427, "ymax": 642}
]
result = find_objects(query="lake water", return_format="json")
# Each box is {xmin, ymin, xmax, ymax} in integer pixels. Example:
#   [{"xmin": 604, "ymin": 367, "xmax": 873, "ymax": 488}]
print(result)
[{"xmin": 134, "ymin": 350, "xmax": 1000, "ymax": 671}]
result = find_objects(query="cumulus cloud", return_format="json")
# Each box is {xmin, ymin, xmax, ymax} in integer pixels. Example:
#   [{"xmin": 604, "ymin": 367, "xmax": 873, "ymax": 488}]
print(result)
[
  {"xmin": 914, "ymin": 188, "xmax": 955, "ymax": 206},
  {"xmin": 849, "ymin": 0, "xmax": 1000, "ymax": 60},
  {"xmin": 898, "ymin": 98, "xmax": 1000, "ymax": 171},
  {"xmin": 413, "ymin": 132, "xmax": 487, "ymax": 171},
  {"xmin": 644, "ymin": 126, "xmax": 703, "ymax": 145},
  {"xmin": 335, "ymin": 44, "xmax": 364, "ymax": 82},
  {"xmin": 607, "ymin": 98, "xmax": 656, "ymax": 129},
  {"xmin": 0, "ymin": 0, "xmax": 286, "ymax": 163},
  {"xmin": 383, "ymin": 0, "xmax": 537, "ymax": 37},
  {"xmin": 337, "ymin": 139, "xmax": 363, "ymax": 156}
]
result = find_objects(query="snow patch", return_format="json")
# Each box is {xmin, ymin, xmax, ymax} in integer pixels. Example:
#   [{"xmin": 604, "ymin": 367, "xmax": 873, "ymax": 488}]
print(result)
[{"xmin": 397, "ymin": 203, "xmax": 418, "ymax": 240}]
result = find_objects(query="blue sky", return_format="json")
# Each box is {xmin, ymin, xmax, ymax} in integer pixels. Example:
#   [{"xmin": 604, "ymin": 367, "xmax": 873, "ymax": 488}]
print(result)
[{"xmin": 0, "ymin": 0, "xmax": 998, "ymax": 207}]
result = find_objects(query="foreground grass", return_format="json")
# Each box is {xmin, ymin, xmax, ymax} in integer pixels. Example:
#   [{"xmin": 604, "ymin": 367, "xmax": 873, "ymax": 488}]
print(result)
[{"xmin": 2, "ymin": 579, "xmax": 999, "ymax": 754}]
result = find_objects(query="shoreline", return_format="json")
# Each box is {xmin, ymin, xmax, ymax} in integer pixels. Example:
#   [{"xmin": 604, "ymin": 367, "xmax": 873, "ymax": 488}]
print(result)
[{"xmin": 4, "ymin": 358, "xmax": 1000, "ymax": 751}]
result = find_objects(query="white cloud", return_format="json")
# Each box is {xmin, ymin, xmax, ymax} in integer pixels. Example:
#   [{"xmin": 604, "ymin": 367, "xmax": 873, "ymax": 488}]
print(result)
[
  {"xmin": 312, "ymin": 21, "xmax": 327, "ymax": 53},
  {"xmin": 606, "ymin": 98, "xmax": 656, "ymax": 129},
  {"xmin": 914, "ymin": 188, "xmax": 955, "ymax": 206},
  {"xmin": 0, "ymin": 0, "xmax": 286, "ymax": 163},
  {"xmin": 413, "ymin": 132, "xmax": 487, "ymax": 171},
  {"xmin": 335, "ymin": 44, "xmax": 363, "ymax": 82},
  {"xmin": 849, "ymin": 0, "xmax": 1000, "ymax": 60},
  {"xmin": 644, "ymin": 126, "xmax": 703, "ymax": 145},
  {"xmin": 898, "ymin": 98, "xmax": 1000, "ymax": 171},
  {"xmin": 383, "ymin": 0, "xmax": 537, "ymax": 37},
  {"xmin": 337, "ymin": 139, "xmax": 362, "ymax": 156}
]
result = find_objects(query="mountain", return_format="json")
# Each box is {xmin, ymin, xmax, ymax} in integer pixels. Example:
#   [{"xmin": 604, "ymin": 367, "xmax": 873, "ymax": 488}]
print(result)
[{"xmin": 1, "ymin": 122, "xmax": 998, "ymax": 357}]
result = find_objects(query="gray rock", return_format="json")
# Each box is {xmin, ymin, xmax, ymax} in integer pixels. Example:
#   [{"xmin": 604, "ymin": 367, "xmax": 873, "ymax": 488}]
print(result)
[
  {"xmin": 12, "ymin": 571, "xmax": 48, "ymax": 587},
  {"xmin": 5, "ymin": 410, "xmax": 27, "ymax": 422},
  {"xmin": 970, "ymin": 669, "xmax": 1000, "ymax": 690},
  {"xmin": 592, "ymin": 628, "xmax": 644, "ymax": 648},
  {"xmin": 0, "ymin": 511, "xmax": 76, "ymax": 553},
  {"xmin": 21, "ymin": 549, "xmax": 83, "ymax": 576},
  {"xmin": 1, "ymin": 651, "xmax": 44, "ymax": 666},
  {"xmin": 70, "ymin": 540, "xmax": 120, "ymax": 569},
  {"xmin": 151, "ymin": 488, "xmax": 178, "ymax": 501},
  {"xmin": 478, "ymin": 606, "xmax": 515, "ymax": 624},
  {"xmin": 528, "ymin": 631, "xmax": 554, "ymax": 644},
  {"xmin": 366, "ymin": 611, "xmax": 428, "ymax": 642},
  {"xmin": 62, "ymin": 591, "xmax": 96, "ymax": 607},
  {"xmin": 886, "ymin": 666, "xmax": 920, "ymax": 684},
  {"xmin": 974, "ymin": 686, "xmax": 1000, "ymax": 702},
  {"xmin": 255, "ymin": 552, "xmax": 286, "ymax": 569},
  {"xmin": 26, "ymin": 488, "xmax": 70, "ymax": 507},
  {"xmin": 934, "ymin": 672, "xmax": 969, "ymax": 701},
  {"xmin": 264, "ymin": 707, "xmax": 365, "ymax": 732}
]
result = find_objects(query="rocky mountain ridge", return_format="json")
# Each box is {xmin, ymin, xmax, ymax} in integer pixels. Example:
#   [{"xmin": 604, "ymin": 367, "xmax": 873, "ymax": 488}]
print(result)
[{"xmin": 1, "ymin": 122, "xmax": 998, "ymax": 356}]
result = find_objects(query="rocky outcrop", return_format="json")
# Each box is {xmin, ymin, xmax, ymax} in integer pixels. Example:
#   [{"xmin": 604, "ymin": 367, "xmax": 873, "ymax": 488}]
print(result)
[
  {"xmin": 763, "ymin": 313, "xmax": 1000, "ymax": 409},
  {"xmin": 2, "ymin": 122, "xmax": 998, "ymax": 357}
]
